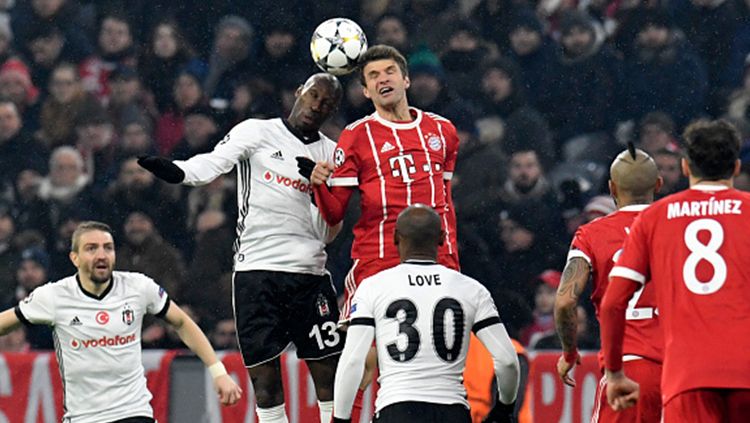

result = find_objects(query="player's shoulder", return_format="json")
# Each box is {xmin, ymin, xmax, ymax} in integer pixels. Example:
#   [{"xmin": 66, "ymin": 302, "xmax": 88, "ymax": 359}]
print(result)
[
  {"xmin": 423, "ymin": 110, "xmax": 452, "ymax": 124},
  {"xmin": 113, "ymin": 271, "xmax": 156, "ymax": 289},
  {"xmin": 343, "ymin": 113, "xmax": 376, "ymax": 132}
]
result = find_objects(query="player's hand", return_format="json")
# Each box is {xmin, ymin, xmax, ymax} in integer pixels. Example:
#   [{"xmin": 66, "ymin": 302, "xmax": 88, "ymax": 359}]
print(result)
[
  {"xmin": 605, "ymin": 370, "xmax": 639, "ymax": 411},
  {"xmin": 137, "ymin": 156, "xmax": 185, "ymax": 184},
  {"xmin": 295, "ymin": 156, "xmax": 316, "ymax": 180},
  {"xmin": 483, "ymin": 400, "xmax": 515, "ymax": 423},
  {"xmin": 310, "ymin": 161, "xmax": 334, "ymax": 186},
  {"xmin": 214, "ymin": 374, "xmax": 242, "ymax": 406},
  {"xmin": 557, "ymin": 350, "xmax": 581, "ymax": 387}
]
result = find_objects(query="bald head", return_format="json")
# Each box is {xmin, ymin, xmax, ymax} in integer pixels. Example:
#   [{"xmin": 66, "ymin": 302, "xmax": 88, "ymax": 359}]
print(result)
[
  {"xmin": 303, "ymin": 73, "xmax": 343, "ymax": 103},
  {"xmin": 610, "ymin": 147, "xmax": 660, "ymax": 203},
  {"xmin": 394, "ymin": 204, "xmax": 443, "ymax": 260}
]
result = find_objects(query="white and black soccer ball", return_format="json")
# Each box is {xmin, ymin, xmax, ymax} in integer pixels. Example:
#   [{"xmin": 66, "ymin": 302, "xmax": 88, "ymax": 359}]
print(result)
[{"xmin": 310, "ymin": 18, "xmax": 368, "ymax": 76}]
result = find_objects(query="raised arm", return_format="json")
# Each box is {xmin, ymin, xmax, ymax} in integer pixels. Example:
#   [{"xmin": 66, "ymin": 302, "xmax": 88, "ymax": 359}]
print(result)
[
  {"xmin": 164, "ymin": 302, "xmax": 242, "ymax": 405},
  {"xmin": 554, "ymin": 257, "xmax": 591, "ymax": 386}
]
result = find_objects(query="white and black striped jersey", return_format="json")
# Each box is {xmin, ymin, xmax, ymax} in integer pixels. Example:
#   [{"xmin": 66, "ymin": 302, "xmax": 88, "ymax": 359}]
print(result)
[
  {"xmin": 175, "ymin": 118, "xmax": 339, "ymax": 275},
  {"xmin": 348, "ymin": 261, "xmax": 503, "ymax": 411},
  {"xmin": 15, "ymin": 271, "xmax": 169, "ymax": 423}
]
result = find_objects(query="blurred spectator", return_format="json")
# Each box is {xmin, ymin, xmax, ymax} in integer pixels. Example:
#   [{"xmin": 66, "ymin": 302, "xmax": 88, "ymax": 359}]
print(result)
[
  {"xmin": 139, "ymin": 19, "xmax": 204, "ymax": 112},
  {"xmin": 726, "ymin": 55, "xmax": 750, "ymax": 125},
  {"xmin": 254, "ymin": 22, "xmax": 306, "ymax": 91},
  {"xmin": 106, "ymin": 65, "xmax": 157, "ymax": 133},
  {"xmin": 105, "ymin": 157, "xmax": 183, "ymax": 243},
  {"xmin": 73, "ymin": 109, "xmax": 116, "ymax": 192},
  {"xmin": 440, "ymin": 20, "xmax": 496, "ymax": 99},
  {"xmin": 506, "ymin": 8, "xmax": 557, "ymax": 110},
  {"xmin": 185, "ymin": 175, "xmax": 235, "ymax": 232},
  {"xmin": 37, "ymin": 146, "xmax": 97, "ymax": 231},
  {"xmin": 23, "ymin": 25, "xmax": 83, "ymax": 92},
  {"xmin": 533, "ymin": 305, "xmax": 599, "ymax": 350},
  {"xmin": 115, "ymin": 117, "xmax": 156, "ymax": 163},
  {"xmin": 46, "ymin": 211, "xmax": 80, "ymax": 280},
  {"xmin": 543, "ymin": 11, "xmax": 622, "ymax": 146},
  {"xmin": 0, "ymin": 58, "xmax": 41, "ymax": 130},
  {"xmin": 582, "ymin": 195, "xmax": 617, "ymax": 222},
  {"xmin": 169, "ymin": 105, "xmax": 220, "ymax": 160},
  {"xmin": 519, "ymin": 270, "xmax": 560, "ymax": 346},
  {"xmin": 340, "ymin": 78, "xmax": 373, "ymax": 123},
  {"xmin": 0, "ymin": 14, "xmax": 15, "ymax": 70},
  {"xmin": 227, "ymin": 78, "xmax": 280, "ymax": 124},
  {"xmin": 11, "ymin": 0, "xmax": 92, "ymax": 63},
  {"xmin": 724, "ymin": 0, "xmax": 750, "ymax": 88},
  {"xmin": 203, "ymin": 15, "xmax": 255, "ymax": 105},
  {"xmin": 469, "ymin": 0, "xmax": 519, "ymax": 52},
  {"xmin": 654, "ymin": 148, "xmax": 688, "ymax": 198},
  {"xmin": 79, "ymin": 12, "xmax": 137, "ymax": 103},
  {"xmin": 0, "ymin": 101, "xmax": 47, "ymax": 186},
  {"xmin": 37, "ymin": 62, "xmax": 102, "ymax": 148},
  {"xmin": 636, "ymin": 111, "xmax": 680, "ymax": 155},
  {"xmin": 0, "ymin": 208, "xmax": 15, "ymax": 301},
  {"xmin": 475, "ymin": 58, "xmax": 553, "ymax": 164},
  {"xmin": 210, "ymin": 318, "xmax": 238, "ymax": 350},
  {"xmin": 374, "ymin": 14, "xmax": 412, "ymax": 56},
  {"xmin": 0, "ymin": 324, "xmax": 28, "ymax": 351},
  {"xmin": 12, "ymin": 246, "xmax": 53, "ymax": 349},
  {"xmin": 9, "ymin": 169, "xmax": 49, "ymax": 234},
  {"xmin": 403, "ymin": 0, "xmax": 458, "ymax": 50},
  {"xmin": 117, "ymin": 210, "xmax": 187, "ymax": 299},
  {"xmin": 622, "ymin": 8, "xmax": 708, "ymax": 129},
  {"xmin": 501, "ymin": 149, "xmax": 558, "ymax": 207},
  {"xmin": 154, "ymin": 69, "xmax": 205, "ymax": 155}
]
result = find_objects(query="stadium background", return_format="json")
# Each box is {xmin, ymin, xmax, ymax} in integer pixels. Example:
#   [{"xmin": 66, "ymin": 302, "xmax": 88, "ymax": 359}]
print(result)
[{"xmin": 0, "ymin": 0, "xmax": 748, "ymax": 420}]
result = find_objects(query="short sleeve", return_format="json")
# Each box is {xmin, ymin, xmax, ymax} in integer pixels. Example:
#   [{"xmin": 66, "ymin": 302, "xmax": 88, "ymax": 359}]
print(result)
[
  {"xmin": 348, "ymin": 278, "xmax": 375, "ymax": 327},
  {"xmin": 610, "ymin": 213, "xmax": 650, "ymax": 284},
  {"xmin": 140, "ymin": 275, "xmax": 170, "ymax": 316},
  {"xmin": 330, "ymin": 128, "xmax": 360, "ymax": 187},
  {"xmin": 441, "ymin": 120, "xmax": 459, "ymax": 178},
  {"xmin": 568, "ymin": 225, "xmax": 593, "ymax": 265},
  {"xmin": 17, "ymin": 284, "xmax": 56, "ymax": 326},
  {"xmin": 472, "ymin": 285, "xmax": 501, "ymax": 334}
]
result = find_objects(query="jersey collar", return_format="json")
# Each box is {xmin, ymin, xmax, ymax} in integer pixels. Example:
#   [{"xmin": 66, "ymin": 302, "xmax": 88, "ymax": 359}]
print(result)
[
  {"xmin": 281, "ymin": 118, "xmax": 321, "ymax": 145},
  {"xmin": 691, "ymin": 184, "xmax": 729, "ymax": 191},
  {"xmin": 372, "ymin": 108, "xmax": 423, "ymax": 130},
  {"xmin": 619, "ymin": 204, "xmax": 649, "ymax": 212},
  {"xmin": 403, "ymin": 259, "xmax": 438, "ymax": 265},
  {"xmin": 76, "ymin": 274, "xmax": 114, "ymax": 300}
]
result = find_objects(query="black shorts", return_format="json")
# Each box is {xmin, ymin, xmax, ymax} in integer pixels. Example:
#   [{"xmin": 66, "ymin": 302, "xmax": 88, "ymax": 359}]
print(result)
[
  {"xmin": 374, "ymin": 401, "xmax": 471, "ymax": 423},
  {"xmin": 233, "ymin": 270, "xmax": 343, "ymax": 367},
  {"xmin": 110, "ymin": 417, "xmax": 155, "ymax": 423}
]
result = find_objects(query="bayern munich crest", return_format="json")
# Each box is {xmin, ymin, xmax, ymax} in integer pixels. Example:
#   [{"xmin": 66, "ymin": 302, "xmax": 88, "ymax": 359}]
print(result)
[{"xmin": 426, "ymin": 134, "xmax": 442, "ymax": 151}]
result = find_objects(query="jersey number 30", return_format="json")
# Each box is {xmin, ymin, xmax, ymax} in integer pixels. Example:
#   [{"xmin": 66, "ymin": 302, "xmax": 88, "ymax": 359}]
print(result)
[{"xmin": 385, "ymin": 298, "xmax": 465, "ymax": 363}]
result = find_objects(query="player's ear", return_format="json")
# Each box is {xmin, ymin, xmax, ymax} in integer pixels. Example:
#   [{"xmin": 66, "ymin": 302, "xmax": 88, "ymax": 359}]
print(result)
[
  {"xmin": 733, "ymin": 159, "xmax": 741, "ymax": 177},
  {"xmin": 608, "ymin": 179, "xmax": 616, "ymax": 198},
  {"xmin": 654, "ymin": 176, "xmax": 664, "ymax": 194},
  {"xmin": 403, "ymin": 75, "xmax": 410, "ymax": 90},
  {"xmin": 69, "ymin": 251, "xmax": 79, "ymax": 268},
  {"xmin": 362, "ymin": 85, "xmax": 371, "ymax": 100},
  {"xmin": 681, "ymin": 158, "xmax": 691, "ymax": 178},
  {"xmin": 394, "ymin": 229, "xmax": 400, "ymax": 246},
  {"xmin": 295, "ymin": 85, "xmax": 303, "ymax": 98}
]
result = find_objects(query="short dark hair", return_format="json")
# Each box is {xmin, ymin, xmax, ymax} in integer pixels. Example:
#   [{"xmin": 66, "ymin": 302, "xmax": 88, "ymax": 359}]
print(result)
[
  {"xmin": 358, "ymin": 44, "xmax": 408, "ymax": 86},
  {"xmin": 71, "ymin": 221, "xmax": 113, "ymax": 252},
  {"xmin": 683, "ymin": 119, "xmax": 740, "ymax": 180}
]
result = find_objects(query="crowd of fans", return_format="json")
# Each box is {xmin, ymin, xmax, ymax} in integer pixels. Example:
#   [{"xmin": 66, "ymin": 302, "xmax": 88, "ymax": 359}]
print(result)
[{"xmin": 1, "ymin": 0, "xmax": 750, "ymax": 352}]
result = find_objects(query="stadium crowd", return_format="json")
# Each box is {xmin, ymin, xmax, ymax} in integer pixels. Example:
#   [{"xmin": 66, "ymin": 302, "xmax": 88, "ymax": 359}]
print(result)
[{"xmin": 0, "ymin": 0, "xmax": 748, "ymax": 352}]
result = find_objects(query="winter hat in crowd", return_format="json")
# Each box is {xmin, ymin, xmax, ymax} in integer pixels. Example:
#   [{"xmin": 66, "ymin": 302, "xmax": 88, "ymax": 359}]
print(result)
[
  {"xmin": 559, "ymin": 11, "xmax": 595, "ymax": 36},
  {"xmin": 633, "ymin": 8, "xmax": 672, "ymax": 32},
  {"xmin": 0, "ymin": 58, "xmax": 39, "ymax": 103},
  {"xmin": 536, "ymin": 269, "xmax": 562, "ymax": 290},
  {"xmin": 509, "ymin": 8, "xmax": 544, "ymax": 35},
  {"xmin": 19, "ymin": 247, "xmax": 50, "ymax": 272}
]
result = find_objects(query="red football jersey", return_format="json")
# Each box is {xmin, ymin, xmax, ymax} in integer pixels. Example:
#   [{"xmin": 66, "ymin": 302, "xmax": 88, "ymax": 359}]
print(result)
[
  {"xmin": 330, "ymin": 108, "xmax": 460, "ymax": 266},
  {"xmin": 611, "ymin": 185, "xmax": 750, "ymax": 403},
  {"xmin": 569, "ymin": 205, "xmax": 662, "ymax": 369}
]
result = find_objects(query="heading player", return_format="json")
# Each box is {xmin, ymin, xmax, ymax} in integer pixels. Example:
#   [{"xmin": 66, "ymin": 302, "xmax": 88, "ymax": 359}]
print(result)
[
  {"xmin": 0, "ymin": 221, "xmax": 241, "ymax": 423},
  {"xmin": 138, "ymin": 73, "xmax": 344, "ymax": 423},
  {"xmin": 602, "ymin": 119, "xmax": 750, "ymax": 422},
  {"xmin": 332, "ymin": 204, "xmax": 519, "ymax": 423},
  {"xmin": 554, "ymin": 145, "xmax": 663, "ymax": 423}
]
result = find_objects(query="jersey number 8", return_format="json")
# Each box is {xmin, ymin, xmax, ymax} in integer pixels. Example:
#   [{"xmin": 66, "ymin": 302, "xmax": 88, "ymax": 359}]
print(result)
[
  {"xmin": 683, "ymin": 218, "xmax": 727, "ymax": 295},
  {"xmin": 385, "ymin": 298, "xmax": 465, "ymax": 363}
]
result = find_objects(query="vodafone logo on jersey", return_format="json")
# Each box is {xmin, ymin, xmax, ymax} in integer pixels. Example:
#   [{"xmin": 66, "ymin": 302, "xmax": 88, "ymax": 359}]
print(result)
[
  {"xmin": 262, "ymin": 170, "xmax": 312, "ymax": 194},
  {"xmin": 70, "ymin": 333, "xmax": 137, "ymax": 350}
]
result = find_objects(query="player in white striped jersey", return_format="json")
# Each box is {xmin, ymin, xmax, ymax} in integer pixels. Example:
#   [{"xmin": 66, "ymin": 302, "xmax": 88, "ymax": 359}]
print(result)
[
  {"xmin": 0, "ymin": 221, "xmax": 241, "ymax": 423},
  {"xmin": 138, "ymin": 73, "xmax": 344, "ymax": 423},
  {"xmin": 333, "ymin": 205, "xmax": 520, "ymax": 423}
]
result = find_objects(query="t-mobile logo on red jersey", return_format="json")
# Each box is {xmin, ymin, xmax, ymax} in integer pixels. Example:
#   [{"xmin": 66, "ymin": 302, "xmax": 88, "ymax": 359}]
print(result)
[
  {"xmin": 70, "ymin": 333, "xmax": 137, "ymax": 350},
  {"xmin": 262, "ymin": 170, "xmax": 312, "ymax": 193},
  {"xmin": 389, "ymin": 154, "xmax": 444, "ymax": 183}
]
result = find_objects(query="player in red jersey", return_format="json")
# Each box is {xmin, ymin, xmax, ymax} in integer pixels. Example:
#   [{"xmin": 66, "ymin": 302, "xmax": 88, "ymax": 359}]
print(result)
[
  {"xmin": 297, "ymin": 44, "xmax": 461, "ymax": 417},
  {"xmin": 555, "ymin": 145, "xmax": 663, "ymax": 423},
  {"xmin": 602, "ymin": 120, "xmax": 750, "ymax": 423}
]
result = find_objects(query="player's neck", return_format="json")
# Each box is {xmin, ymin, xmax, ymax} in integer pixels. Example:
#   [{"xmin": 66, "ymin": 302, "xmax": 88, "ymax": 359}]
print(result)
[
  {"xmin": 401, "ymin": 252, "xmax": 438, "ymax": 263},
  {"xmin": 376, "ymin": 102, "xmax": 412, "ymax": 122},
  {"xmin": 616, "ymin": 197, "xmax": 652, "ymax": 209},
  {"xmin": 78, "ymin": 274, "xmax": 111, "ymax": 297},
  {"xmin": 689, "ymin": 176, "xmax": 733, "ymax": 189}
]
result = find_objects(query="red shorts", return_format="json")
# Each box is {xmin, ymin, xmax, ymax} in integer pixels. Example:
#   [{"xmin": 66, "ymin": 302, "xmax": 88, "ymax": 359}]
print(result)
[
  {"xmin": 663, "ymin": 388, "xmax": 750, "ymax": 423},
  {"xmin": 592, "ymin": 358, "xmax": 662, "ymax": 423},
  {"xmin": 340, "ymin": 254, "xmax": 459, "ymax": 324}
]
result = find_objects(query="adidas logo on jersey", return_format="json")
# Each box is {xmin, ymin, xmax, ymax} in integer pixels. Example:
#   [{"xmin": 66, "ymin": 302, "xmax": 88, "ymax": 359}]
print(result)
[
  {"xmin": 70, "ymin": 316, "xmax": 82, "ymax": 326},
  {"xmin": 270, "ymin": 150, "xmax": 284, "ymax": 160},
  {"xmin": 380, "ymin": 142, "xmax": 395, "ymax": 153}
]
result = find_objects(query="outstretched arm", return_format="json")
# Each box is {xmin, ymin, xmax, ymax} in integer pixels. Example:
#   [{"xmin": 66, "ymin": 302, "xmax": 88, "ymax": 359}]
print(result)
[
  {"xmin": 333, "ymin": 324, "xmax": 375, "ymax": 421},
  {"xmin": 164, "ymin": 303, "xmax": 242, "ymax": 405},
  {"xmin": 0, "ymin": 308, "xmax": 22, "ymax": 336},
  {"xmin": 554, "ymin": 257, "xmax": 590, "ymax": 386}
]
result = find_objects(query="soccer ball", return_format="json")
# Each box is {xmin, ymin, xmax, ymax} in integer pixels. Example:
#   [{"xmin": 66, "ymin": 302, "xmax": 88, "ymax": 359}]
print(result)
[{"xmin": 310, "ymin": 18, "xmax": 368, "ymax": 76}]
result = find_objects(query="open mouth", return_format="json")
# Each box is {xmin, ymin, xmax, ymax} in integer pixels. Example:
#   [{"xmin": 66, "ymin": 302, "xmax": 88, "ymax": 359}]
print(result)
[
  {"xmin": 94, "ymin": 263, "xmax": 109, "ymax": 271},
  {"xmin": 379, "ymin": 86, "xmax": 394, "ymax": 95}
]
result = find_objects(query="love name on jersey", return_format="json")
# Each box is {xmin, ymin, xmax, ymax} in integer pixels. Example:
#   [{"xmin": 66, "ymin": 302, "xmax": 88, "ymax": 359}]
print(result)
[
  {"xmin": 407, "ymin": 273, "xmax": 441, "ymax": 286},
  {"xmin": 666, "ymin": 198, "xmax": 742, "ymax": 220}
]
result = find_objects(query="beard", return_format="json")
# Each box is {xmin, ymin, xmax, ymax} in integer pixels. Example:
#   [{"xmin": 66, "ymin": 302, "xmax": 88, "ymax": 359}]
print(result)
[{"xmin": 89, "ymin": 264, "xmax": 113, "ymax": 284}]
